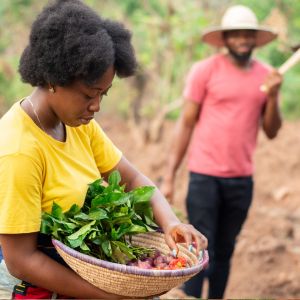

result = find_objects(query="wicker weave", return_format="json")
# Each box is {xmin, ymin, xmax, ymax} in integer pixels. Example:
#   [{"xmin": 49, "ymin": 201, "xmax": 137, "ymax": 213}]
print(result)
[{"xmin": 52, "ymin": 232, "xmax": 209, "ymax": 297}]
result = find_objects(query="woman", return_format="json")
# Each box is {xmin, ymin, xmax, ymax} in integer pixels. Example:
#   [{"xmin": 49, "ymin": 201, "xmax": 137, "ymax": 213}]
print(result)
[{"xmin": 0, "ymin": 0, "xmax": 207, "ymax": 299}]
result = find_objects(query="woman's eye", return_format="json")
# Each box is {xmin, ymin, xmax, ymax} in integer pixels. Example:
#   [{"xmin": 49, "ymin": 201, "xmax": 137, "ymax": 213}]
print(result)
[
  {"xmin": 85, "ymin": 91, "xmax": 108, "ymax": 100},
  {"xmin": 85, "ymin": 94, "xmax": 94, "ymax": 100}
]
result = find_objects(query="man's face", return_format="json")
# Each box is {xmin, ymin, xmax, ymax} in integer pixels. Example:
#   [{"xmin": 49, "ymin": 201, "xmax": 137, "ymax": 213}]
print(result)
[{"xmin": 223, "ymin": 30, "xmax": 256, "ymax": 63}]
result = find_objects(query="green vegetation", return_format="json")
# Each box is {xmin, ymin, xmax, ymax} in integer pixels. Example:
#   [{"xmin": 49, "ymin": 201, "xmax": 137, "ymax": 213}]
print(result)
[
  {"xmin": 41, "ymin": 170, "xmax": 158, "ymax": 264},
  {"xmin": 0, "ymin": 0, "xmax": 299, "ymax": 119}
]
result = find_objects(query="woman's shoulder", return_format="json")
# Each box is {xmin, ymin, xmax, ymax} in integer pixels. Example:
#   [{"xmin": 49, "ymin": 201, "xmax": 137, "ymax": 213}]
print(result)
[{"xmin": 0, "ymin": 102, "xmax": 42, "ymax": 159}]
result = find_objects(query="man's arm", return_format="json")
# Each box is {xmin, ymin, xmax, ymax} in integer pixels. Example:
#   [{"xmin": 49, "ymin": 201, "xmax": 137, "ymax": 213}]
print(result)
[
  {"xmin": 262, "ymin": 70, "xmax": 283, "ymax": 139},
  {"xmin": 161, "ymin": 100, "xmax": 200, "ymax": 203}
]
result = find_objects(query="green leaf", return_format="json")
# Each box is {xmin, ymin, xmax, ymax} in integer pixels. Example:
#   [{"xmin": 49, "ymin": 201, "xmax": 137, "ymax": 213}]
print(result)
[
  {"xmin": 111, "ymin": 214, "xmax": 132, "ymax": 226},
  {"xmin": 101, "ymin": 240, "xmax": 112, "ymax": 257},
  {"xmin": 113, "ymin": 241, "xmax": 136, "ymax": 260},
  {"xmin": 88, "ymin": 230, "xmax": 98, "ymax": 240},
  {"xmin": 144, "ymin": 215, "xmax": 158, "ymax": 227},
  {"xmin": 51, "ymin": 202, "xmax": 64, "ymax": 220},
  {"xmin": 88, "ymin": 208, "xmax": 108, "ymax": 220},
  {"xmin": 111, "ymin": 243, "xmax": 134, "ymax": 264},
  {"xmin": 80, "ymin": 242, "xmax": 90, "ymax": 252},
  {"xmin": 133, "ymin": 201, "xmax": 155, "ymax": 225},
  {"xmin": 50, "ymin": 222, "xmax": 61, "ymax": 239},
  {"xmin": 74, "ymin": 212, "xmax": 90, "ymax": 221},
  {"xmin": 131, "ymin": 186, "xmax": 155, "ymax": 203},
  {"xmin": 67, "ymin": 235, "xmax": 85, "ymax": 248},
  {"xmin": 91, "ymin": 194, "xmax": 108, "ymax": 208},
  {"xmin": 111, "ymin": 246, "xmax": 126, "ymax": 264},
  {"xmin": 113, "ymin": 206, "xmax": 129, "ymax": 217},
  {"xmin": 126, "ymin": 224, "xmax": 148, "ymax": 235},
  {"xmin": 111, "ymin": 224, "xmax": 130, "ymax": 240},
  {"xmin": 65, "ymin": 204, "xmax": 81, "ymax": 217},
  {"xmin": 40, "ymin": 214, "xmax": 53, "ymax": 234},
  {"xmin": 85, "ymin": 178, "xmax": 105, "ymax": 206},
  {"xmin": 108, "ymin": 170, "xmax": 121, "ymax": 186},
  {"xmin": 67, "ymin": 220, "xmax": 96, "ymax": 240},
  {"xmin": 91, "ymin": 192, "xmax": 130, "ymax": 208},
  {"xmin": 87, "ymin": 178, "xmax": 104, "ymax": 194},
  {"xmin": 61, "ymin": 221, "xmax": 78, "ymax": 232}
]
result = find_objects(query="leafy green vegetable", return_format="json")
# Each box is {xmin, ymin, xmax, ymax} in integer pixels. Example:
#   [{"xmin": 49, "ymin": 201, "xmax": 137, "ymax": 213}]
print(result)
[{"xmin": 41, "ymin": 170, "xmax": 158, "ymax": 264}]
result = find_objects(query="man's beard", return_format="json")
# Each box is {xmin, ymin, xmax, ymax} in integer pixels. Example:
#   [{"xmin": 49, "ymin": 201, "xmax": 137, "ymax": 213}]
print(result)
[{"xmin": 228, "ymin": 48, "xmax": 252, "ymax": 63}]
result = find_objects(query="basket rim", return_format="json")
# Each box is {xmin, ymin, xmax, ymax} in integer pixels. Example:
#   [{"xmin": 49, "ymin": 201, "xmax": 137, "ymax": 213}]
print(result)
[{"xmin": 52, "ymin": 238, "xmax": 209, "ymax": 277}]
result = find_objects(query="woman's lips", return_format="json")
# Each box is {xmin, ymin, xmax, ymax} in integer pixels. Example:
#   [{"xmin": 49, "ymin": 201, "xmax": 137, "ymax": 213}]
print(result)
[{"xmin": 80, "ymin": 116, "xmax": 94, "ymax": 124}]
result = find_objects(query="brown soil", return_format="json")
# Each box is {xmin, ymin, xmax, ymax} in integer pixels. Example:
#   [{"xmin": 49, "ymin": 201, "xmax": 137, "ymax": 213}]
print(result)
[{"xmin": 98, "ymin": 114, "xmax": 300, "ymax": 299}]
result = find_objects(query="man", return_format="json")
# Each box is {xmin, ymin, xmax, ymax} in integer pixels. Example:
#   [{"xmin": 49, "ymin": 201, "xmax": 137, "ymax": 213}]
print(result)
[{"xmin": 162, "ymin": 5, "xmax": 282, "ymax": 299}]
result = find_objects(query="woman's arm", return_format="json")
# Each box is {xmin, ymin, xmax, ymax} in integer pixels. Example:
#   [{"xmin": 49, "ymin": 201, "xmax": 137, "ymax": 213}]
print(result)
[
  {"xmin": 0, "ymin": 233, "xmax": 123, "ymax": 299},
  {"xmin": 102, "ymin": 157, "xmax": 207, "ymax": 254}
]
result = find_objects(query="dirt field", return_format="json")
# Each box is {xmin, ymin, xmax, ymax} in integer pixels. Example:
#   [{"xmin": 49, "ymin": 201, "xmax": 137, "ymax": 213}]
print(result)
[{"xmin": 99, "ymin": 114, "xmax": 300, "ymax": 299}]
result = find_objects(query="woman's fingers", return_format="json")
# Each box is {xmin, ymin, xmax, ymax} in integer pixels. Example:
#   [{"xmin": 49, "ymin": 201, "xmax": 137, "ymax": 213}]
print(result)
[
  {"xmin": 190, "ymin": 226, "xmax": 208, "ymax": 253},
  {"xmin": 164, "ymin": 224, "xmax": 208, "ymax": 257},
  {"xmin": 180, "ymin": 224, "xmax": 208, "ymax": 253},
  {"xmin": 164, "ymin": 233, "xmax": 179, "ymax": 257}
]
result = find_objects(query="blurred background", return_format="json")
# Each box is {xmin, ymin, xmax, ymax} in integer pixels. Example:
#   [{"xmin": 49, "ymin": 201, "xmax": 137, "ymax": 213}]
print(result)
[
  {"xmin": 1, "ymin": 0, "xmax": 300, "ymax": 298},
  {"xmin": 0, "ymin": 0, "xmax": 300, "ymax": 120}
]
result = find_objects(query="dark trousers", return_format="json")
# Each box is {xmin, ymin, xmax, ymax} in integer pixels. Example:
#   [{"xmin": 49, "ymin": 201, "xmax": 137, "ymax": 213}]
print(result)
[{"xmin": 183, "ymin": 172, "xmax": 253, "ymax": 299}]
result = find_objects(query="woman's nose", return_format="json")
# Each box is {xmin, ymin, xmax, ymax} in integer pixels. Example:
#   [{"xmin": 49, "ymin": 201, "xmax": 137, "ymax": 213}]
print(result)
[{"xmin": 88, "ymin": 96, "xmax": 101, "ymax": 112}]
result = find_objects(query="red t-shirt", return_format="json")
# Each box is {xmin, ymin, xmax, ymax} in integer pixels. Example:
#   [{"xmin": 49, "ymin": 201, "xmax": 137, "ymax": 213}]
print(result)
[{"xmin": 183, "ymin": 54, "xmax": 271, "ymax": 177}]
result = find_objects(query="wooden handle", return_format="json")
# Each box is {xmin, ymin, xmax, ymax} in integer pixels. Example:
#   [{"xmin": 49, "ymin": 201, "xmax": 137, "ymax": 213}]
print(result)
[
  {"xmin": 278, "ymin": 47, "xmax": 300, "ymax": 75},
  {"xmin": 260, "ymin": 48, "xmax": 300, "ymax": 92}
]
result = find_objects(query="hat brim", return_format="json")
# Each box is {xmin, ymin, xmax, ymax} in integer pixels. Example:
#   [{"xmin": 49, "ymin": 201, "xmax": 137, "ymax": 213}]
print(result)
[{"xmin": 202, "ymin": 26, "xmax": 277, "ymax": 47}]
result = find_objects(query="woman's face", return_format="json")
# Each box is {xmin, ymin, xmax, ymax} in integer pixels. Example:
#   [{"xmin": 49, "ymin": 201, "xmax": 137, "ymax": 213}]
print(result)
[{"xmin": 50, "ymin": 65, "xmax": 115, "ymax": 127}]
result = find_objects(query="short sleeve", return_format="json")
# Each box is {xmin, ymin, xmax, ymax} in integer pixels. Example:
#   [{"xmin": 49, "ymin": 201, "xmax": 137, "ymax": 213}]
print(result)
[
  {"xmin": 183, "ymin": 59, "xmax": 214, "ymax": 104},
  {"xmin": 89, "ymin": 121, "xmax": 122, "ymax": 173},
  {"xmin": 0, "ymin": 153, "xmax": 43, "ymax": 233}
]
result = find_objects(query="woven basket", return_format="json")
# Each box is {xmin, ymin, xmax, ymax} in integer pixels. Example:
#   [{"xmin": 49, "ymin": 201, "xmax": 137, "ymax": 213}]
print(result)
[{"xmin": 52, "ymin": 232, "xmax": 209, "ymax": 297}]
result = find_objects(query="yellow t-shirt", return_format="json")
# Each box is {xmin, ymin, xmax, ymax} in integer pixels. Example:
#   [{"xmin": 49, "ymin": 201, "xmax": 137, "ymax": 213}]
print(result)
[{"xmin": 0, "ymin": 101, "xmax": 122, "ymax": 234}]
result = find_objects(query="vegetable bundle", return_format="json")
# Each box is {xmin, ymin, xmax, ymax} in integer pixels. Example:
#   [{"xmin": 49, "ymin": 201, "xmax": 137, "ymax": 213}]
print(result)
[{"xmin": 41, "ymin": 171, "xmax": 158, "ymax": 264}]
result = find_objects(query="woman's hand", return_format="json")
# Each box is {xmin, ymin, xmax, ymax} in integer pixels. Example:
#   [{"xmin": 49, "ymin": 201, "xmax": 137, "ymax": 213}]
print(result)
[{"xmin": 163, "ymin": 222, "xmax": 208, "ymax": 256}]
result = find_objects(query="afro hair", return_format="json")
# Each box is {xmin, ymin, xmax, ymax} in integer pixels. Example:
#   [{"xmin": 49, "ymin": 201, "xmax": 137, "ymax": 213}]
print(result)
[{"xmin": 19, "ymin": 0, "xmax": 137, "ymax": 87}]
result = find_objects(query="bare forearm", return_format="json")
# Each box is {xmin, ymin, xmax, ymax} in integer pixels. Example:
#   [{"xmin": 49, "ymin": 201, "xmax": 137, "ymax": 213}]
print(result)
[
  {"xmin": 9, "ymin": 250, "xmax": 116, "ymax": 299},
  {"xmin": 151, "ymin": 187, "xmax": 181, "ymax": 230},
  {"xmin": 164, "ymin": 119, "xmax": 194, "ymax": 181},
  {"xmin": 262, "ymin": 96, "xmax": 282, "ymax": 139}
]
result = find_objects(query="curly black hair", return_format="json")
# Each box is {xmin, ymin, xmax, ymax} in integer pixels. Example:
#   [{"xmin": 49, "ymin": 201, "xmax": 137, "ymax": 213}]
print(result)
[{"xmin": 19, "ymin": 0, "xmax": 137, "ymax": 87}]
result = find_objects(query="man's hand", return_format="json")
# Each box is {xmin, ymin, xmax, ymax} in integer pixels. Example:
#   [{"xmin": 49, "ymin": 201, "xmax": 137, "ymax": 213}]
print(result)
[{"xmin": 263, "ymin": 70, "xmax": 283, "ymax": 98}]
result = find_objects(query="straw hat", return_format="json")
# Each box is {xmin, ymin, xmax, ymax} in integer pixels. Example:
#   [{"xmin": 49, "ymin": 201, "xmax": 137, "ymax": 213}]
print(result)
[{"xmin": 202, "ymin": 5, "xmax": 277, "ymax": 47}]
